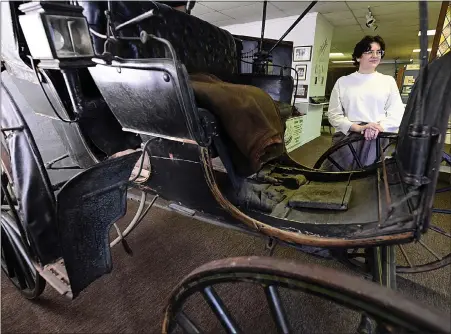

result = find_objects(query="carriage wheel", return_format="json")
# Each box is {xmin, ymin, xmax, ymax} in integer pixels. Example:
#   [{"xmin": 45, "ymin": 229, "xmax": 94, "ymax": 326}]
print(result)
[
  {"xmin": 335, "ymin": 223, "xmax": 451, "ymax": 275},
  {"xmin": 162, "ymin": 257, "xmax": 449, "ymax": 334},
  {"xmin": 312, "ymin": 135, "xmax": 396, "ymax": 171},
  {"xmin": 316, "ymin": 136, "xmax": 450, "ymax": 275},
  {"xmin": 1, "ymin": 139, "xmax": 46, "ymax": 299}
]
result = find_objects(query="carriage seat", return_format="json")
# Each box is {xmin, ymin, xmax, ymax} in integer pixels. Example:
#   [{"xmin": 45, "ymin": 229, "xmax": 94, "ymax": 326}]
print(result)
[
  {"xmin": 82, "ymin": 1, "xmax": 294, "ymax": 107},
  {"xmin": 85, "ymin": 1, "xmax": 296, "ymax": 175}
]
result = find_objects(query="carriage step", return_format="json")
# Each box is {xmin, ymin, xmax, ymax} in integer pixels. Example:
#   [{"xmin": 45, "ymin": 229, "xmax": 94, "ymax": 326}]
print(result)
[{"xmin": 36, "ymin": 259, "xmax": 73, "ymax": 299}]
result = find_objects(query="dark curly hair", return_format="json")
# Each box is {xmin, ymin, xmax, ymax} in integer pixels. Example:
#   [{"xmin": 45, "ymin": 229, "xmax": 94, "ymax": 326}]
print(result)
[{"xmin": 352, "ymin": 35, "xmax": 386, "ymax": 66}]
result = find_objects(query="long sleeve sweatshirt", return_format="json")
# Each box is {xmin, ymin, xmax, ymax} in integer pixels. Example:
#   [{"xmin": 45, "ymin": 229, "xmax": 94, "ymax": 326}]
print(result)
[{"xmin": 327, "ymin": 71, "xmax": 405, "ymax": 134}]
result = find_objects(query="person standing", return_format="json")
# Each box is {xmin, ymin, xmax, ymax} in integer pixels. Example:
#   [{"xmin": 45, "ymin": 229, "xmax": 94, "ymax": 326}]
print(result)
[{"xmin": 324, "ymin": 35, "xmax": 405, "ymax": 170}]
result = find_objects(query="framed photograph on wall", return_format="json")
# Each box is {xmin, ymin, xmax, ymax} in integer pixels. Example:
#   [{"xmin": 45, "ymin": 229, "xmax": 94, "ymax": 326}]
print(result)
[
  {"xmin": 295, "ymin": 84, "xmax": 308, "ymax": 98},
  {"xmin": 293, "ymin": 45, "xmax": 312, "ymax": 62},
  {"xmin": 294, "ymin": 64, "xmax": 307, "ymax": 81}
]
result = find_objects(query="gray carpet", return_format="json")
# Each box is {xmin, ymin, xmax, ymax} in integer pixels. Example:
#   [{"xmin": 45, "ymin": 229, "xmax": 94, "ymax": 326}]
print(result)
[{"xmin": 2, "ymin": 132, "xmax": 450, "ymax": 333}]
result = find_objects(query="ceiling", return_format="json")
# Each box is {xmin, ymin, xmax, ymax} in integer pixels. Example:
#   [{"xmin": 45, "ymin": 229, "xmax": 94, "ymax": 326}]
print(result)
[{"xmin": 192, "ymin": 1, "xmax": 443, "ymax": 62}]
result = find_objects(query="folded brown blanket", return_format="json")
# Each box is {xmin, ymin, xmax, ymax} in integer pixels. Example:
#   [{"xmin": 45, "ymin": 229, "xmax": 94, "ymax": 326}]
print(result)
[{"xmin": 190, "ymin": 73, "xmax": 285, "ymax": 175}]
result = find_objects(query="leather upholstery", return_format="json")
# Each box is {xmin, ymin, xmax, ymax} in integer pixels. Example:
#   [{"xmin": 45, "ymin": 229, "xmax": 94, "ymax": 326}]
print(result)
[{"xmin": 82, "ymin": 1, "xmax": 238, "ymax": 78}]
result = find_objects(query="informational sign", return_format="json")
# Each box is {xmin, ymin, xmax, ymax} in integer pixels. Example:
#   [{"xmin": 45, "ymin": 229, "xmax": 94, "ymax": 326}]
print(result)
[{"xmin": 284, "ymin": 116, "xmax": 304, "ymax": 153}]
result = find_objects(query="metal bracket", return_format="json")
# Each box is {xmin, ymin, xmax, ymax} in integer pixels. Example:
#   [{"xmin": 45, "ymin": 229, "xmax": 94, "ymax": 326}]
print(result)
[{"xmin": 37, "ymin": 259, "xmax": 73, "ymax": 299}]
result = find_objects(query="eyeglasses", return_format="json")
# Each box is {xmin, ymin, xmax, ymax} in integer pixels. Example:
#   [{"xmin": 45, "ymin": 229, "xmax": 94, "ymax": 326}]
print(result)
[{"xmin": 362, "ymin": 50, "xmax": 385, "ymax": 57}]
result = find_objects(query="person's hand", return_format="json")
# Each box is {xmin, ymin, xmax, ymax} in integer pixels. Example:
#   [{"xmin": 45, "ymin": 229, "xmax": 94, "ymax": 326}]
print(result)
[
  {"xmin": 364, "ymin": 127, "xmax": 379, "ymax": 140},
  {"xmin": 363, "ymin": 123, "xmax": 384, "ymax": 141},
  {"xmin": 351, "ymin": 123, "xmax": 381, "ymax": 134},
  {"xmin": 367, "ymin": 122, "xmax": 384, "ymax": 132}
]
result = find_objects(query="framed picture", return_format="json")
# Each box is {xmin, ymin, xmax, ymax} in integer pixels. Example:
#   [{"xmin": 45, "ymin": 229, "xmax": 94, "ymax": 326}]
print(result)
[
  {"xmin": 295, "ymin": 84, "xmax": 308, "ymax": 98},
  {"xmin": 293, "ymin": 45, "xmax": 312, "ymax": 62},
  {"xmin": 294, "ymin": 64, "xmax": 307, "ymax": 81}
]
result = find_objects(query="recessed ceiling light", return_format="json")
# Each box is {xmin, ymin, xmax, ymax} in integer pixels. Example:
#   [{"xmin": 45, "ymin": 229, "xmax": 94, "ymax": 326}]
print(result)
[
  {"xmin": 329, "ymin": 52, "xmax": 344, "ymax": 57},
  {"xmin": 418, "ymin": 30, "xmax": 436, "ymax": 36},
  {"xmin": 412, "ymin": 48, "xmax": 432, "ymax": 52}
]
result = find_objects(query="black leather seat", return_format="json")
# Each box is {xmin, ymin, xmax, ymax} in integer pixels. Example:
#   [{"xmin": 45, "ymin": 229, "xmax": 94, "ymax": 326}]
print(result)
[{"xmin": 82, "ymin": 1, "xmax": 294, "ymax": 110}]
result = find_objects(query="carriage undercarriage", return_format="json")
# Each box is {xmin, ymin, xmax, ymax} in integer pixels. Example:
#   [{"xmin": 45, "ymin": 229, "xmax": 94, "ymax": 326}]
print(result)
[{"xmin": 1, "ymin": 0, "xmax": 450, "ymax": 332}]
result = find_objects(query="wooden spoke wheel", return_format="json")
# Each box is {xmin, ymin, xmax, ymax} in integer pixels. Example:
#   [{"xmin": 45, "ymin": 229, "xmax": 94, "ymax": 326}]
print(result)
[
  {"xmin": 162, "ymin": 257, "xmax": 449, "ymax": 334},
  {"xmin": 313, "ymin": 134, "xmax": 397, "ymax": 172},
  {"xmin": 316, "ymin": 136, "xmax": 450, "ymax": 275}
]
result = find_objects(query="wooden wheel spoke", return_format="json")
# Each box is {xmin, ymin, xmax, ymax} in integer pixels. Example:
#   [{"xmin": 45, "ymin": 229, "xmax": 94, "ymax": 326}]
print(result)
[
  {"xmin": 175, "ymin": 312, "xmax": 201, "ymax": 334},
  {"xmin": 418, "ymin": 240, "xmax": 442, "ymax": 261},
  {"xmin": 264, "ymin": 285, "xmax": 290, "ymax": 334},
  {"xmin": 347, "ymin": 144, "xmax": 364, "ymax": 169},
  {"xmin": 202, "ymin": 286, "xmax": 241, "ymax": 333},
  {"xmin": 429, "ymin": 225, "xmax": 451, "ymax": 238},
  {"xmin": 398, "ymin": 245, "xmax": 414, "ymax": 268},
  {"xmin": 327, "ymin": 156, "xmax": 345, "ymax": 171}
]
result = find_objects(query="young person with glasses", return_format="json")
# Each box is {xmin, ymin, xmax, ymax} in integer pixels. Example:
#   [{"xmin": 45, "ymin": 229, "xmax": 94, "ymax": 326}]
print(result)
[{"xmin": 323, "ymin": 35, "xmax": 405, "ymax": 170}]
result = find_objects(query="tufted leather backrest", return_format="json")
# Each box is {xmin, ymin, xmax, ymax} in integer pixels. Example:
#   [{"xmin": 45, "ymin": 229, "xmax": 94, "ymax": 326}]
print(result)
[{"xmin": 82, "ymin": 1, "xmax": 238, "ymax": 78}]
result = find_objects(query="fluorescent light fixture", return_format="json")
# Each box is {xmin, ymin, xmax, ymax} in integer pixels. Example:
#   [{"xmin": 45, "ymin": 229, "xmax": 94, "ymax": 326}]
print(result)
[
  {"xmin": 418, "ymin": 30, "xmax": 435, "ymax": 36},
  {"xmin": 331, "ymin": 60, "xmax": 353, "ymax": 63},
  {"xmin": 412, "ymin": 48, "xmax": 431, "ymax": 52},
  {"xmin": 329, "ymin": 52, "xmax": 344, "ymax": 57}
]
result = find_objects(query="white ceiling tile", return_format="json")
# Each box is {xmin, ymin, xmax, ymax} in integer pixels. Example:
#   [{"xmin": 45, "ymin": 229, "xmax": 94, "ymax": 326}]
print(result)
[
  {"xmin": 201, "ymin": 1, "xmax": 256, "ymax": 11},
  {"xmin": 323, "ymin": 10, "xmax": 356, "ymax": 21},
  {"xmin": 270, "ymin": 1, "xmax": 311, "ymax": 12},
  {"xmin": 198, "ymin": 11, "xmax": 234, "ymax": 23},
  {"xmin": 219, "ymin": 3, "xmax": 283, "ymax": 20},
  {"xmin": 192, "ymin": 3, "xmax": 215, "ymax": 16},
  {"xmin": 216, "ymin": 18, "xmax": 240, "ymax": 27},
  {"xmin": 314, "ymin": 1, "xmax": 349, "ymax": 13},
  {"xmin": 330, "ymin": 19, "xmax": 360, "ymax": 27},
  {"xmin": 369, "ymin": 2, "xmax": 419, "ymax": 15},
  {"xmin": 346, "ymin": 1, "xmax": 415, "ymax": 10}
]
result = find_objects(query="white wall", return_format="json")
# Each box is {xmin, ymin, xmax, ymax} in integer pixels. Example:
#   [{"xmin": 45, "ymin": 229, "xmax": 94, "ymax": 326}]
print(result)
[{"xmin": 308, "ymin": 13, "xmax": 334, "ymax": 98}]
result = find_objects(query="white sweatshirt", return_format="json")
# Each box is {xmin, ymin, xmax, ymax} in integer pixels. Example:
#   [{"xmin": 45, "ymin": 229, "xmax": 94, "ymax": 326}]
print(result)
[{"xmin": 327, "ymin": 71, "xmax": 405, "ymax": 134}]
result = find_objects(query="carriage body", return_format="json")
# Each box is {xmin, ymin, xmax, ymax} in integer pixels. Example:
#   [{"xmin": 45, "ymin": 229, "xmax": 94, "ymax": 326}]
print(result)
[{"xmin": 1, "ymin": 0, "xmax": 450, "ymax": 303}]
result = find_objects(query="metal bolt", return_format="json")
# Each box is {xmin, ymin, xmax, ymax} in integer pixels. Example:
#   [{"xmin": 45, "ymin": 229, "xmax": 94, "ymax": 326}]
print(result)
[{"xmin": 163, "ymin": 73, "xmax": 170, "ymax": 82}]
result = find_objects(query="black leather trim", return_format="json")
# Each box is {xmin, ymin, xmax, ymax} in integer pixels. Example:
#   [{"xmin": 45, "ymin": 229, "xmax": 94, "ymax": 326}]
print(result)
[
  {"xmin": 1, "ymin": 81, "xmax": 61, "ymax": 265},
  {"xmin": 56, "ymin": 151, "xmax": 140, "ymax": 298}
]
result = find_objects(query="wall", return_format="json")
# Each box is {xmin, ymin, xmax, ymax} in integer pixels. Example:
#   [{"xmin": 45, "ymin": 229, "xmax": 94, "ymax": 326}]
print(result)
[{"xmin": 307, "ymin": 13, "xmax": 334, "ymax": 98}]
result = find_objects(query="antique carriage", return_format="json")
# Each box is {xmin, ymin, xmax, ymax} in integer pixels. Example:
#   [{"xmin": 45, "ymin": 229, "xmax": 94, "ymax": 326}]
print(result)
[{"xmin": 1, "ymin": 1, "xmax": 450, "ymax": 332}]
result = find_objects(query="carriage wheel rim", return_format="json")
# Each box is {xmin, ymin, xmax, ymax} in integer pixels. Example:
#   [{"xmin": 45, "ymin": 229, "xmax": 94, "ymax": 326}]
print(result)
[
  {"xmin": 1, "ymin": 219, "xmax": 37, "ymax": 292},
  {"xmin": 162, "ymin": 257, "xmax": 449, "ymax": 334},
  {"xmin": 313, "ymin": 135, "xmax": 397, "ymax": 170}
]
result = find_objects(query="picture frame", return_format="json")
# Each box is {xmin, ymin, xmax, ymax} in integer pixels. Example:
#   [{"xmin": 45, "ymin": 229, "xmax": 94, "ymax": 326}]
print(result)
[
  {"xmin": 294, "ymin": 84, "xmax": 308, "ymax": 98},
  {"xmin": 294, "ymin": 64, "xmax": 307, "ymax": 81},
  {"xmin": 293, "ymin": 45, "xmax": 312, "ymax": 62}
]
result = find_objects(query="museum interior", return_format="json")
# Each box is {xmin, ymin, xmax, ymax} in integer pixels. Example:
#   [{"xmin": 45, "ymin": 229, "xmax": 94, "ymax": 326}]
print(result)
[{"xmin": 1, "ymin": 1, "xmax": 450, "ymax": 333}]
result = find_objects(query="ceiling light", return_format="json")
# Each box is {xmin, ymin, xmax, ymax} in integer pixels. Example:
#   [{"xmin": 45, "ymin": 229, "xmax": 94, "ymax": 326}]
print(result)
[
  {"xmin": 412, "ymin": 48, "xmax": 431, "ymax": 52},
  {"xmin": 329, "ymin": 53, "xmax": 344, "ymax": 57},
  {"xmin": 418, "ymin": 30, "xmax": 436, "ymax": 36}
]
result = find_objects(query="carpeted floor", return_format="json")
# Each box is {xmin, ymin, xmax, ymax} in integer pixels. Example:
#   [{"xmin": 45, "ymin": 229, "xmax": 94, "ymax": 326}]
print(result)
[{"xmin": 2, "ymin": 133, "xmax": 450, "ymax": 333}]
